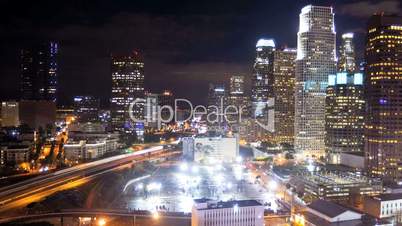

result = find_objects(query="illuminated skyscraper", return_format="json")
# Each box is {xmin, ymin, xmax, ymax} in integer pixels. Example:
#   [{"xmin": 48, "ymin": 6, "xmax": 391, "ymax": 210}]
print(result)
[
  {"xmin": 295, "ymin": 5, "xmax": 337, "ymax": 158},
  {"xmin": 73, "ymin": 96, "xmax": 100, "ymax": 123},
  {"xmin": 365, "ymin": 15, "xmax": 402, "ymax": 182},
  {"xmin": 21, "ymin": 42, "xmax": 58, "ymax": 102},
  {"xmin": 230, "ymin": 75, "xmax": 245, "ymax": 95},
  {"xmin": 339, "ymin": 33, "xmax": 356, "ymax": 72},
  {"xmin": 110, "ymin": 52, "xmax": 145, "ymax": 138},
  {"xmin": 325, "ymin": 72, "xmax": 365, "ymax": 163},
  {"xmin": 273, "ymin": 48, "xmax": 296, "ymax": 144},
  {"xmin": 158, "ymin": 90, "xmax": 175, "ymax": 124},
  {"xmin": 1, "ymin": 101, "xmax": 20, "ymax": 127},
  {"xmin": 158, "ymin": 90, "xmax": 174, "ymax": 108},
  {"xmin": 227, "ymin": 75, "xmax": 250, "ymax": 125},
  {"xmin": 144, "ymin": 92, "xmax": 158, "ymax": 129},
  {"xmin": 207, "ymin": 83, "xmax": 226, "ymax": 130},
  {"xmin": 207, "ymin": 83, "xmax": 226, "ymax": 108},
  {"xmin": 251, "ymin": 39, "xmax": 275, "ymax": 118}
]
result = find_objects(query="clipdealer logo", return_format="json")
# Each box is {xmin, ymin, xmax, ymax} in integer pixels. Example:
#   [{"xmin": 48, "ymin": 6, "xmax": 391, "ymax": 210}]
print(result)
[{"xmin": 129, "ymin": 98, "xmax": 273, "ymax": 131}]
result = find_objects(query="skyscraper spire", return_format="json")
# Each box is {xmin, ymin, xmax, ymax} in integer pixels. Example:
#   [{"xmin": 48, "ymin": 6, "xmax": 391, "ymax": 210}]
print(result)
[{"xmin": 339, "ymin": 33, "xmax": 356, "ymax": 72}]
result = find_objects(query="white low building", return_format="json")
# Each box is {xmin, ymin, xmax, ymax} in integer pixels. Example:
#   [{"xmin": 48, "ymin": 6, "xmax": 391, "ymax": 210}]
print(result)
[
  {"xmin": 294, "ymin": 199, "xmax": 392, "ymax": 226},
  {"xmin": 306, "ymin": 199, "xmax": 362, "ymax": 223},
  {"xmin": 182, "ymin": 135, "xmax": 239, "ymax": 164},
  {"xmin": 64, "ymin": 137, "xmax": 118, "ymax": 162},
  {"xmin": 191, "ymin": 199, "xmax": 264, "ymax": 226},
  {"xmin": 364, "ymin": 193, "xmax": 402, "ymax": 222},
  {"xmin": 339, "ymin": 152, "xmax": 365, "ymax": 169},
  {"xmin": 0, "ymin": 145, "xmax": 30, "ymax": 166}
]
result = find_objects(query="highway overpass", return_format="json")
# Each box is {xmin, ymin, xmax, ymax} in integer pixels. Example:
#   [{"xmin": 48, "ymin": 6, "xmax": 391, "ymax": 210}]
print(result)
[{"xmin": 0, "ymin": 146, "xmax": 180, "ymax": 215}]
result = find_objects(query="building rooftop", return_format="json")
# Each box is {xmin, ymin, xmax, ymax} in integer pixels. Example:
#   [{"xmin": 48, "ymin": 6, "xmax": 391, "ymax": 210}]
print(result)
[
  {"xmin": 308, "ymin": 199, "xmax": 350, "ymax": 218},
  {"xmin": 194, "ymin": 198, "xmax": 213, "ymax": 203},
  {"xmin": 342, "ymin": 152, "xmax": 365, "ymax": 157},
  {"xmin": 194, "ymin": 199, "xmax": 262, "ymax": 210},
  {"xmin": 302, "ymin": 211, "xmax": 390, "ymax": 226},
  {"xmin": 372, "ymin": 193, "xmax": 402, "ymax": 201},
  {"xmin": 256, "ymin": 39, "xmax": 275, "ymax": 48},
  {"xmin": 300, "ymin": 171, "xmax": 380, "ymax": 186}
]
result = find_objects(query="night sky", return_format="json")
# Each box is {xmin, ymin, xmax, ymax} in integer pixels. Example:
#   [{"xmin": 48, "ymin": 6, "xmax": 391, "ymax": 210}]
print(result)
[{"xmin": 0, "ymin": 0, "xmax": 400, "ymax": 107}]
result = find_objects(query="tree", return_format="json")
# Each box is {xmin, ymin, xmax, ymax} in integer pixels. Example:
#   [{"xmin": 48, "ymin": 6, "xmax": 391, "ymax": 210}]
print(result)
[
  {"xmin": 43, "ymin": 142, "xmax": 56, "ymax": 165},
  {"xmin": 45, "ymin": 124, "xmax": 54, "ymax": 138},
  {"xmin": 56, "ymin": 142, "xmax": 65, "ymax": 168}
]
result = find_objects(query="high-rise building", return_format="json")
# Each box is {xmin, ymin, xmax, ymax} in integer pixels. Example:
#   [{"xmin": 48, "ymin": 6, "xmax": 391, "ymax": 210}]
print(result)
[
  {"xmin": 1, "ymin": 102, "xmax": 20, "ymax": 127},
  {"xmin": 207, "ymin": 83, "xmax": 226, "ymax": 130},
  {"xmin": 19, "ymin": 100, "xmax": 56, "ymax": 130},
  {"xmin": 338, "ymin": 33, "xmax": 356, "ymax": 72},
  {"xmin": 294, "ymin": 5, "xmax": 337, "ymax": 158},
  {"xmin": 73, "ymin": 96, "xmax": 100, "ymax": 123},
  {"xmin": 230, "ymin": 75, "xmax": 245, "ymax": 95},
  {"xmin": 207, "ymin": 83, "xmax": 226, "ymax": 108},
  {"xmin": 325, "ymin": 72, "xmax": 365, "ymax": 163},
  {"xmin": 227, "ymin": 75, "xmax": 250, "ymax": 126},
  {"xmin": 2, "ymin": 100, "xmax": 56, "ymax": 130},
  {"xmin": 21, "ymin": 42, "xmax": 58, "ymax": 102},
  {"xmin": 144, "ymin": 92, "xmax": 158, "ymax": 129},
  {"xmin": 273, "ymin": 48, "xmax": 296, "ymax": 144},
  {"xmin": 365, "ymin": 15, "xmax": 402, "ymax": 182},
  {"xmin": 251, "ymin": 39, "xmax": 275, "ymax": 118},
  {"xmin": 158, "ymin": 90, "xmax": 175, "ymax": 123},
  {"xmin": 158, "ymin": 90, "xmax": 174, "ymax": 108},
  {"xmin": 110, "ymin": 52, "xmax": 145, "ymax": 139}
]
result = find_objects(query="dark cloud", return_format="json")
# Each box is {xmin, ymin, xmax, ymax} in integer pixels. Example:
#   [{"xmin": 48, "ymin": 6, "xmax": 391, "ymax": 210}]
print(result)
[{"xmin": 340, "ymin": 0, "xmax": 401, "ymax": 18}]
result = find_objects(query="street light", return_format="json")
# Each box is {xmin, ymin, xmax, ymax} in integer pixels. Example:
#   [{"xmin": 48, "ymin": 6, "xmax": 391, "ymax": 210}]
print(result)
[
  {"xmin": 136, "ymin": 183, "xmax": 144, "ymax": 190},
  {"xmin": 233, "ymin": 204, "xmax": 239, "ymax": 213},
  {"xmin": 155, "ymin": 183, "xmax": 162, "ymax": 191},
  {"xmin": 97, "ymin": 218, "xmax": 106, "ymax": 226},
  {"xmin": 152, "ymin": 211, "xmax": 160, "ymax": 219},
  {"xmin": 180, "ymin": 162, "xmax": 188, "ymax": 171},
  {"xmin": 269, "ymin": 180, "xmax": 278, "ymax": 190},
  {"xmin": 191, "ymin": 165, "xmax": 199, "ymax": 173}
]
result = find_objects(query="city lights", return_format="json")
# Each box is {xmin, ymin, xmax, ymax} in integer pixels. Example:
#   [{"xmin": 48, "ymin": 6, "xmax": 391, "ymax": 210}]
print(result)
[
  {"xmin": 97, "ymin": 218, "xmax": 106, "ymax": 226},
  {"xmin": 146, "ymin": 182, "xmax": 162, "ymax": 192},
  {"xmin": 136, "ymin": 183, "xmax": 144, "ymax": 190},
  {"xmin": 0, "ymin": 2, "xmax": 400, "ymax": 226},
  {"xmin": 191, "ymin": 165, "xmax": 199, "ymax": 173},
  {"xmin": 152, "ymin": 211, "xmax": 160, "ymax": 220},
  {"xmin": 180, "ymin": 162, "xmax": 188, "ymax": 171},
  {"xmin": 233, "ymin": 203, "xmax": 239, "ymax": 213},
  {"xmin": 269, "ymin": 180, "xmax": 278, "ymax": 190}
]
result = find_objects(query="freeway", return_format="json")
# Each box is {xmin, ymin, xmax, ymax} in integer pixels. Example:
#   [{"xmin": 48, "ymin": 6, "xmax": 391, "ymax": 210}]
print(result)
[{"xmin": 0, "ymin": 145, "xmax": 179, "ymax": 215}]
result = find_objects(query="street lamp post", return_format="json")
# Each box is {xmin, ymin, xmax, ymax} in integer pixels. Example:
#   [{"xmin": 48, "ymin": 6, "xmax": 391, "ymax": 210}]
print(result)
[{"xmin": 132, "ymin": 215, "xmax": 136, "ymax": 226}]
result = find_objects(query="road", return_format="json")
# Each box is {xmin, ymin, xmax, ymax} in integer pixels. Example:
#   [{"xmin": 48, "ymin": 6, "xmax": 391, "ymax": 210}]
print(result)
[
  {"xmin": 248, "ymin": 163, "xmax": 306, "ymax": 213},
  {"xmin": 0, "ymin": 146, "xmax": 180, "ymax": 216}
]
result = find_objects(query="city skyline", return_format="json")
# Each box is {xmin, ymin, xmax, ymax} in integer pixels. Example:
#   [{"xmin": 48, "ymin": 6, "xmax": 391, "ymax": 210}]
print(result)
[
  {"xmin": 0, "ymin": 1, "xmax": 402, "ymax": 226},
  {"xmin": 0, "ymin": 0, "xmax": 400, "ymax": 106}
]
